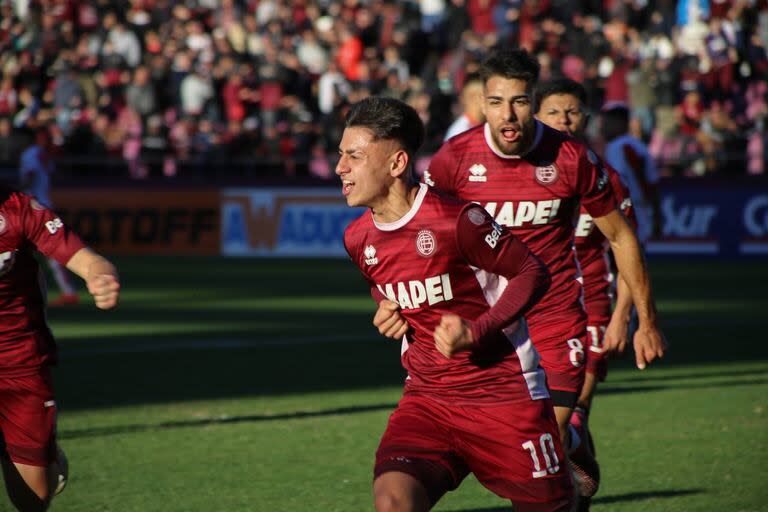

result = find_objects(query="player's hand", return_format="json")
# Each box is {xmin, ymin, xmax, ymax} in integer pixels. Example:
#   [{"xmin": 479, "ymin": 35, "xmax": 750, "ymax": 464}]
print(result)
[
  {"xmin": 434, "ymin": 314, "xmax": 474, "ymax": 359},
  {"xmin": 373, "ymin": 300, "xmax": 409, "ymax": 339},
  {"xmin": 87, "ymin": 274, "xmax": 120, "ymax": 310},
  {"xmin": 632, "ymin": 324, "xmax": 667, "ymax": 370},
  {"xmin": 603, "ymin": 316, "xmax": 629, "ymax": 356}
]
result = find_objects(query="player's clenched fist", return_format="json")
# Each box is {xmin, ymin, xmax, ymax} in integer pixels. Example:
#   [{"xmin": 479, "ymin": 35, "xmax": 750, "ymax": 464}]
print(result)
[
  {"xmin": 434, "ymin": 314, "xmax": 475, "ymax": 359},
  {"xmin": 87, "ymin": 273, "xmax": 120, "ymax": 310},
  {"xmin": 373, "ymin": 299, "xmax": 409, "ymax": 339}
]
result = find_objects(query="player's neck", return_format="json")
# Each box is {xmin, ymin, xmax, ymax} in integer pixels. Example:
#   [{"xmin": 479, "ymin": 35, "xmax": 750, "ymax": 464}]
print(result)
[{"xmin": 371, "ymin": 183, "xmax": 419, "ymax": 224}]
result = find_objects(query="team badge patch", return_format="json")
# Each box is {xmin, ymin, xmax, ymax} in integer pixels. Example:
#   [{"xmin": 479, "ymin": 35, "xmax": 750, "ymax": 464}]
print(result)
[
  {"xmin": 416, "ymin": 229, "xmax": 437, "ymax": 257},
  {"xmin": 467, "ymin": 207, "xmax": 487, "ymax": 226},
  {"xmin": 0, "ymin": 214, "xmax": 6, "ymax": 234},
  {"xmin": 535, "ymin": 164, "xmax": 558, "ymax": 185}
]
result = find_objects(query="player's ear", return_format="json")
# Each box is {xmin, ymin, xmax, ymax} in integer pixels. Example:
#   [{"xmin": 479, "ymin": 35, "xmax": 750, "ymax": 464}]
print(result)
[{"xmin": 390, "ymin": 149, "xmax": 410, "ymax": 178}]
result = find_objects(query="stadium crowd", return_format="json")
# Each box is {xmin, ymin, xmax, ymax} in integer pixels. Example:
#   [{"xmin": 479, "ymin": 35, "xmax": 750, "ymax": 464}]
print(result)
[{"xmin": 0, "ymin": 0, "xmax": 766, "ymax": 179}]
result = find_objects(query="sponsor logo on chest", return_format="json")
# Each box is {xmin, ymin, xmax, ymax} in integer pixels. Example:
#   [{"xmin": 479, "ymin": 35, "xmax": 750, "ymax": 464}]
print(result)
[
  {"xmin": 376, "ymin": 273, "xmax": 453, "ymax": 310},
  {"xmin": 484, "ymin": 200, "xmax": 562, "ymax": 227},
  {"xmin": 0, "ymin": 250, "xmax": 16, "ymax": 277},
  {"xmin": 575, "ymin": 213, "xmax": 595, "ymax": 238}
]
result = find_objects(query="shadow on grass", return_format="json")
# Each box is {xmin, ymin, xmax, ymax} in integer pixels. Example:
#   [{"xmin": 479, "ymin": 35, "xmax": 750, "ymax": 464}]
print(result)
[
  {"xmin": 605, "ymin": 367, "xmax": 768, "ymax": 384},
  {"xmin": 597, "ymin": 378, "xmax": 768, "ymax": 396},
  {"xmin": 593, "ymin": 488, "xmax": 705, "ymax": 504},
  {"xmin": 447, "ymin": 488, "xmax": 705, "ymax": 511},
  {"xmin": 59, "ymin": 402, "xmax": 397, "ymax": 440}
]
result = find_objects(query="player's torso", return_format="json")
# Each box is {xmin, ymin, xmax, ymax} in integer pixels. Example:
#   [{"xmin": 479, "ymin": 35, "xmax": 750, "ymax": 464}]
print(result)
[
  {"xmin": 439, "ymin": 125, "xmax": 586, "ymax": 328},
  {"xmin": 0, "ymin": 200, "xmax": 53, "ymax": 373},
  {"xmin": 351, "ymin": 193, "xmax": 492, "ymax": 343},
  {"xmin": 346, "ymin": 189, "xmax": 538, "ymax": 404}
]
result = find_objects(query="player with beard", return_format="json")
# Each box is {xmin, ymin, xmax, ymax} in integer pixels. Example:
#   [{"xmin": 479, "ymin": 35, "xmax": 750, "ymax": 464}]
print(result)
[
  {"xmin": 339, "ymin": 97, "xmax": 573, "ymax": 511},
  {"xmin": 377, "ymin": 48, "xmax": 666, "ymax": 498}
]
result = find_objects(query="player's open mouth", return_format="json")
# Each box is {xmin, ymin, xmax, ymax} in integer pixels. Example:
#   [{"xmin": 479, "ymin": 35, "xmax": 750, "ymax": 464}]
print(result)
[
  {"xmin": 342, "ymin": 180, "xmax": 354, "ymax": 196},
  {"xmin": 500, "ymin": 127, "xmax": 520, "ymax": 142}
]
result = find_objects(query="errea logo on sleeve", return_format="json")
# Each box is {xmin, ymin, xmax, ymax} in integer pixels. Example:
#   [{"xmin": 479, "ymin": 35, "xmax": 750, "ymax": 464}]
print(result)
[{"xmin": 45, "ymin": 218, "xmax": 64, "ymax": 234}]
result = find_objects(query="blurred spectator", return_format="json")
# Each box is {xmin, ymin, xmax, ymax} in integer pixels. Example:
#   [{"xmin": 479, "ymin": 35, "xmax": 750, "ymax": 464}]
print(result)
[
  {"xmin": 18, "ymin": 127, "xmax": 79, "ymax": 305},
  {"xmin": 0, "ymin": 0, "xmax": 763, "ymax": 180}
]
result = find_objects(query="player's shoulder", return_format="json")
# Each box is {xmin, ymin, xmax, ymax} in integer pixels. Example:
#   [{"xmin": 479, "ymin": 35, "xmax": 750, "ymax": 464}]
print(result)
[
  {"xmin": 422, "ymin": 185, "xmax": 469, "ymax": 216},
  {"xmin": 343, "ymin": 210, "xmax": 371, "ymax": 249},
  {"xmin": 441, "ymin": 123, "xmax": 485, "ymax": 154},
  {"xmin": 527, "ymin": 121, "xmax": 586, "ymax": 167}
]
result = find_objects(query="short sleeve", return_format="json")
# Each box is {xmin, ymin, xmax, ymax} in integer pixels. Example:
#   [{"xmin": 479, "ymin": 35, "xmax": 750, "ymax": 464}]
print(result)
[
  {"xmin": 20, "ymin": 194, "xmax": 85, "ymax": 264},
  {"xmin": 578, "ymin": 147, "xmax": 618, "ymax": 219}
]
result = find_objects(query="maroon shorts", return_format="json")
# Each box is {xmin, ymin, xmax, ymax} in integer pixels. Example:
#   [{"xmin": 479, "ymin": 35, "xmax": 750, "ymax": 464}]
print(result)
[
  {"xmin": 585, "ymin": 322, "xmax": 609, "ymax": 382},
  {"xmin": 0, "ymin": 369, "xmax": 57, "ymax": 466},
  {"xmin": 530, "ymin": 322, "xmax": 588, "ymax": 397},
  {"xmin": 374, "ymin": 394, "xmax": 573, "ymax": 510}
]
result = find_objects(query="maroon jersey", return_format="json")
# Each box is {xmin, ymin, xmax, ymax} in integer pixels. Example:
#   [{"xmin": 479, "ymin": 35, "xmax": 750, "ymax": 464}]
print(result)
[
  {"xmin": 0, "ymin": 187, "xmax": 84, "ymax": 377},
  {"xmin": 425, "ymin": 121, "xmax": 617, "ymax": 336},
  {"xmin": 574, "ymin": 161, "xmax": 636, "ymax": 323},
  {"xmin": 344, "ymin": 185, "xmax": 550, "ymax": 405}
]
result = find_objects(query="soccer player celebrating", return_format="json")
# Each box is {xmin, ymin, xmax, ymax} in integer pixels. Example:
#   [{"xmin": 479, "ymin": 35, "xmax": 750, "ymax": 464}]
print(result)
[
  {"xmin": 0, "ymin": 185, "xmax": 120, "ymax": 511},
  {"xmin": 413, "ymin": 48, "xmax": 665, "ymax": 493},
  {"xmin": 536, "ymin": 78, "xmax": 638, "ymax": 509},
  {"xmin": 339, "ymin": 97, "xmax": 573, "ymax": 511}
]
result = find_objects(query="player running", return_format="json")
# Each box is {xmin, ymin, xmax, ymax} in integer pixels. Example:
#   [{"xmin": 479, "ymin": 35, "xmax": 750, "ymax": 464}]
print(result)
[
  {"xmin": 0, "ymin": 185, "xmax": 120, "ymax": 511},
  {"xmin": 535, "ymin": 78, "xmax": 638, "ymax": 508},
  {"xmin": 339, "ymin": 97, "xmax": 573, "ymax": 511}
]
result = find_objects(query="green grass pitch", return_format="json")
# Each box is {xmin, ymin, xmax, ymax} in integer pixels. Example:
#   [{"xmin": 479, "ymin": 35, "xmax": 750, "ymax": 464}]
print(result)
[{"xmin": 4, "ymin": 257, "xmax": 767, "ymax": 511}]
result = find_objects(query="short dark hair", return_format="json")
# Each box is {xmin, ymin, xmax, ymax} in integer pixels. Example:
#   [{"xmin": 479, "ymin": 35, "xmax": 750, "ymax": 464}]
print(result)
[
  {"xmin": 478, "ymin": 48, "xmax": 540, "ymax": 86},
  {"xmin": 462, "ymin": 72, "xmax": 483, "ymax": 89},
  {"xmin": 534, "ymin": 79, "xmax": 589, "ymax": 113},
  {"xmin": 345, "ymin": 96, "xmax": 425, "ymax": 157}
]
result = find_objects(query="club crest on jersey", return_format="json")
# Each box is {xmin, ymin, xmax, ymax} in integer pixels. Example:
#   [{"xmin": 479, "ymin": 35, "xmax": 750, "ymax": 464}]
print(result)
[
  {"xmin": 535, "ymin": 164, "xmax": 558, "ymax": 185},
  {"xmin": 468, "ymin": 164, "xmax": 487, "ymax": 182},
  {"xmin": 364, "ymin": 244, "xmax": 379, "ymax": 266},
  {"xmin": 416, "ymin": 229, "xmax": 437, "ymax": 257},
  {"xmin": 0, "ymin": 214, "xmax": 5, "ymax": 234}
]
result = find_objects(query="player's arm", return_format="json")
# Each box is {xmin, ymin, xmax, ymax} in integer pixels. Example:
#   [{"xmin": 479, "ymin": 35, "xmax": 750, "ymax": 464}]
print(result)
[
  {"xmin": 604, "ymin": 273, "xmax": 632, "ymax": 355},
  {"xmin": 434, "ymin": 206, "xmax": 550, "ymax": 358},
  {"xmin": 592, "ymin": 210, "xmax": 665, "ymax": 369},
  {"xmin": 19, "ymin": 192, "xmax": 120, "ymax": 309},
  {"xmin": 65, "ymin": 248, "xmax": 120, "ymax": 310}
]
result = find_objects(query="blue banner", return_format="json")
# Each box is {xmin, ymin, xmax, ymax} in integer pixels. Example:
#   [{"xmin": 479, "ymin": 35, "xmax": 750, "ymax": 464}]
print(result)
[{"xmin": 646, "ymin": 177, "xmax": 768, "ymax": 257}]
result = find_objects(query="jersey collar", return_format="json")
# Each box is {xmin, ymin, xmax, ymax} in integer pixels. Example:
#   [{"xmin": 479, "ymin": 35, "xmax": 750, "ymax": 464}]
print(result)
[{"xmin": 373, "ymin": 183, "xmax": 428, "ymax": 232}]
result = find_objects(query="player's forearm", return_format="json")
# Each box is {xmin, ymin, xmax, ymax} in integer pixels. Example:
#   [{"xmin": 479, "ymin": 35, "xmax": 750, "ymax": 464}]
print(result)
[
  {"xmin": 469, "ymin": 253, "xmax": 550, "ymax": 345},
  {"xmin": 66, "ymin": 247, "xmax": 118, "ymax": 282},
  {"xmin": 610, "ymin": 229, "xmax": 657, "ymax": 327},
  {"xmin": 611, "ymin": 273, "xmax": 633, "ymax": 323}
]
